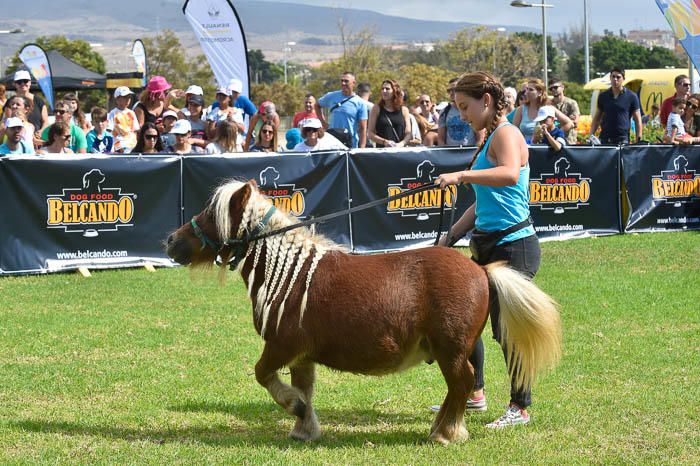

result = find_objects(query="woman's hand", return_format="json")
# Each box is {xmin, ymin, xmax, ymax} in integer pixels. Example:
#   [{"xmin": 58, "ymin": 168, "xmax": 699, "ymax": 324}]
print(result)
[{"xmin": 434, "ymin": 171, "xmax": 465, "ymax": 188}]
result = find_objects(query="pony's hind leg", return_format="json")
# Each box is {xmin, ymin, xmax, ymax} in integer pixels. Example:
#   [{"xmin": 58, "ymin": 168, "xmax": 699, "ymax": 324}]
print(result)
[
  {"xmin": 429, "ymin": 353, "xmax": 474, "ymax": 445},
  {"xmin": 289, "ymin": 361, "xmax": 320, "ymax": 441},
  {"xmin": 255, "ymin": 344, "xmax": 310, "ymax": 433}
]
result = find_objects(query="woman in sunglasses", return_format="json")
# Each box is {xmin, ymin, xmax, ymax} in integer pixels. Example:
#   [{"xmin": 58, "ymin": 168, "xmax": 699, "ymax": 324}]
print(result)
[
  {"xmin": 37, "ymin": 121, "xmax": 74, "ymax": 154},
  {"xmin": 292, "ymin": 118, "xmax": 347, "ymax": 152},
  {"xmin": 248, "ymin": 122, "xmax": 279, "ymax": 153},
  {"xmin": 132, "ymin": 122, "xmax": 163, "ymax": 154},
  {"xmin": 7, "ymin": 70, "xmax": 48, "ymax": 133}
]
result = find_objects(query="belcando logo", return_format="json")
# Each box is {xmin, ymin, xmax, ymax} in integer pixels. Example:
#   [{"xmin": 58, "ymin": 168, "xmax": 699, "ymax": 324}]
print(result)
[
  {"xmin": 258, "ymin": 166, "xmax": 306, "ymax": 217},
  {"xmin": 387, "ymin": 160, "xmax": 456, "ymax": 220},
  {"xmin": 530, "ymin": 157, "xmax": 591, "ymax": 214},
  {"xmin": 46, "ymin": 169, "xmax": 136, "ymax": 237},
  {"xmin": 652, "ymin": 155, "xmax": 700, "ymax": 206}
]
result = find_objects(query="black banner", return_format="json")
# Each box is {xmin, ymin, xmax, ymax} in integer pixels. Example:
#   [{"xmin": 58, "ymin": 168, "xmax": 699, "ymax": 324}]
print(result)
[
  {"xmin": 622, "ymin": 145, "xmax": 700, "ymax": 232},
  {"xmin": 0, "ymin": 155, "xmax": 181, "ymax": 274},
  {"xmin": 182, "ymin": 152, "xmax": 350, "ymax": 245},
  {"xmin": 528, "ymin": 145, "xmax": 622, "ymax": 240},
  {"xmin": 348, "ymin": 147, "xmax": 476, "ymax": 252}
]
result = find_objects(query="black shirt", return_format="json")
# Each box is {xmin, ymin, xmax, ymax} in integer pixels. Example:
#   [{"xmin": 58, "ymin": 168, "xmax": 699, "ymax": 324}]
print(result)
[{"xmin": 597, "ymin": 87, "xmax": 640, "ymax": 143}]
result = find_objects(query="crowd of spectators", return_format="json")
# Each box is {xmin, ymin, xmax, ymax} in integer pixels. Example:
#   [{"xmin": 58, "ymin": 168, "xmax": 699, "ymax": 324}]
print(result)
[{"xmin": 2, "ymin": 65, "xmax": 693, "ymax": 156}]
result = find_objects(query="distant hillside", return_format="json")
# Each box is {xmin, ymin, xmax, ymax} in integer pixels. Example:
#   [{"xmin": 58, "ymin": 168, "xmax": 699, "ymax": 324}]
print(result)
[{"xmin": 2, "ymin": 0, "xmax": 528, "ymax": 43}]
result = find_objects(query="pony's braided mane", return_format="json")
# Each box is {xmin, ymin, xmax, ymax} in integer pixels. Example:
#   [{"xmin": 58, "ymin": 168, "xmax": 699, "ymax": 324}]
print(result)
[{"xmin": 210, "ymin": 180, "xmax": 342, "ymax": 337}]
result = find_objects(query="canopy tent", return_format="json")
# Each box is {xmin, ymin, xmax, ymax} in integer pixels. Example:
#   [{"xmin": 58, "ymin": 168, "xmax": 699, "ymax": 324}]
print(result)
[{"xmin": 1, "ymin": 50, "xmax": 106, "ymax": 90}]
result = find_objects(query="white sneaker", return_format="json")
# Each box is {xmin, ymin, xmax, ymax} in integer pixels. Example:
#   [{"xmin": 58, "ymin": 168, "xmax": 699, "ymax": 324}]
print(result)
[
  {"xmin": 430, "ymin": 395, "xmax": 487, "ymax": 413},
  {"xmin": 485, "ymin": 405, "xmax": 530, "ymax": 428}
]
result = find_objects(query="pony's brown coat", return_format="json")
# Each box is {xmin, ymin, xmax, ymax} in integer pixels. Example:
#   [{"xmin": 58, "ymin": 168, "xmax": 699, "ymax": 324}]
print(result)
[{"xmin": 166, "ymin": 179, "xmax": 560, "ymax": 445}]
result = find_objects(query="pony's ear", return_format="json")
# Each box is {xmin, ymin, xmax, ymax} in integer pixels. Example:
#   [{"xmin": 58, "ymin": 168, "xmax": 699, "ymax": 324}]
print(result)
[
  {"xmin": 248, "ymin": 179, "xmax": 258, "ymax": 188},
  {"xmin": 228, "ymin": 181, "xmax": 254, "ymax": 235}
]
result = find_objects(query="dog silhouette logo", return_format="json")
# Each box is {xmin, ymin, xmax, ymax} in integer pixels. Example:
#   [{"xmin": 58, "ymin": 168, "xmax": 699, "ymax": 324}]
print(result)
[
  {"xmin": 82, "ymin": 169, "xmax": 106, "ymax": 193},
  {"xmin": 259, "ymin": 167, "xmax": 280, "ymax": 187},
  {"xmin": 416, "ymin": 161, "xmax": 436, "ymax": 183},
  {"xmin": 673, "ymin": 155, "xmax": 688, "ymax": 174},
  {"xmin": 554, "ymin": 157, "xmax": 570, "ymax": 177}
]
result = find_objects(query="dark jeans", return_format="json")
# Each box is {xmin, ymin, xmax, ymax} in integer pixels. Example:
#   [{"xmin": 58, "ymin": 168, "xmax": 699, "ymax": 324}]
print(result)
[
  {"xmin": 600, "ymin": 135, "xmax": 629, "ymax": 145},
  {"xmin": 469, "ymin": 233, "xmax": 540, "ymax": 409}
]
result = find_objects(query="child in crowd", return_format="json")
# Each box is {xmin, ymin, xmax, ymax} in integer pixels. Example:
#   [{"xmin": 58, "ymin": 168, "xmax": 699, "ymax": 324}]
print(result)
[
  {"xmin": 532, "ymin": 105, "xmax": 567, "ymax": 151},
  {"xmin": 665, "ymin": 97, "xmax": 697, "ymax": 144},
  {"xmin": 86, "ymin": 107, "xmax": 114, "ymax": 153},
  {"xmin": 107, "ymin": 86, "xmax": 140, "ymax": 153},
  {"xmin": 159, "ymin": 110, "xmax": 179, "ymax": 149}
]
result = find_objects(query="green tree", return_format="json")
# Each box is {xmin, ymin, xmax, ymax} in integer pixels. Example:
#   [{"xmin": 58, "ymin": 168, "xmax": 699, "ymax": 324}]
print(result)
[
  {"xmin": 248, "ymin": 49, "xmax": 283, "ymax": 84},
  {"xmin": 143, "ymin": 30, "xmax": 216, "ymax": 106},
  {"xmin": 567, "ymin": 36, "xmax": 683, "ymax": 84},
  {"xmin": 250, "ymin": 82, "xmax": 306, "ymax": 116}
]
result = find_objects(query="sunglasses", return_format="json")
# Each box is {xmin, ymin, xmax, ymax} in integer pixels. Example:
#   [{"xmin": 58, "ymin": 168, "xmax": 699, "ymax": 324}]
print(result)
[
  {"xmin": 55, "ymin": 110, "xmax": 67, "ymax": 115},
  {"xmin": 145, "ymin": 134, "xmax": 159, "ymax": 140},
  {"xmin": 15, "ymin": 79, "xmax": 30, "ymax": 85},
  {"xmin": 681, "ymin": 83, "xmax": 691, "ymax": 88},
  {"xmin": 548, "ymin": 86, "xmax": 560, "ymax": 91},
  {"xmin": 62, "ymin": 135, "xmax": 71, "ymax": 140},
  {"xmin": 261, "ymin": 129, "xmax": 274, "ymax": 134},
  {"xmin": 304, "ymin": 128, "xmax": 319, "ymax": 132}
]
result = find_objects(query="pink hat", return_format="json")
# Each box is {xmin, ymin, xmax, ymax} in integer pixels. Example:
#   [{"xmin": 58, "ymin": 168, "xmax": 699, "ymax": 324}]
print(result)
[{"xmin": 147, "ymin": 76, "xmax": 172, "ymax": 93}]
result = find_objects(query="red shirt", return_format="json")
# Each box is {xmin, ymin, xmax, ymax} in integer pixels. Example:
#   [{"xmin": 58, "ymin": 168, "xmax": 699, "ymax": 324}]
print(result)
[{"xmin": 292, "ymin": 111, "xmax": 318, "ymax": 128}]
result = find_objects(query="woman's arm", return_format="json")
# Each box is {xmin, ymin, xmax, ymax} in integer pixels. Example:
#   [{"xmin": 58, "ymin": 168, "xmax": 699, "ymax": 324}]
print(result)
[
  {"xmin": 437, "ymin": 203, "xmax": 476, "ymax": 246},
  {"xmin": 244, "ymin": 114, "xmax": 259, "ymax": 150},
  {"xmin": 396, "ymin": 107, "xmax": 412, "ymax": 147},
  {"xmin": 134, "ymin": 106, "xmax": 145, "ymax": 128},
  {"xmin": 553, "ymin": 107, "xmax": 573, "ymax": 132},
  {"xmin": 512, "ymin": 106, "xmax": 523, "ymax": 128}
]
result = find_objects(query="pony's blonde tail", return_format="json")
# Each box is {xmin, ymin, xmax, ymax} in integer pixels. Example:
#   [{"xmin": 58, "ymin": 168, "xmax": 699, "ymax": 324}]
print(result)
[{"xmin": 485, "ymin": 262, "xmax": 562, "ymax": 391}]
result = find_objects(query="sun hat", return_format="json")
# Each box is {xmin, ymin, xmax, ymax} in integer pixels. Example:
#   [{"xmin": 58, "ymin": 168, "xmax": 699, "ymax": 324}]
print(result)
[
  {"xmin": 170, "ymin": 119, "xmax": 192, "ymax": 134},
  {"xmin": 259, "ymin": 101, "xmax": 277, "ymax": 115},
  {"xmin": 13, "ymin": 70, "xmax": 31, "ymax": 82},
  {"xmin": 114, "ymin": 86, "xmax": 134, "ymax": 98},
  {"xmin": 4, "ymin": 117, "xmax": 24, "ymax": 128},
  {"xmin": 534, "ymin": 105, "xmax": 557, "ymax": 122},
  {"xmin": 228, "ymin": 78, "xmax": 243, "ymax": 94},
  {"xmin": 147, "ymin": 75, "xmax": 172, "ymax": 93},
  {"xmin": 185, "ymin": 85, "xmax": 204, "ymax": 95},
  {"xmin": 216, "ymin": 86, "xmax": 232, "ymax": 96},
  {"xmin": 300, "ymin": 118, "xmax": 322, "ymax": 129},
  {"xmin": 188, "ymin": 94, "xmax": 205, "ymax": 106},
  {"xmin": 162, "ymin": 110, "xmax": 179, "ymax": 120}
]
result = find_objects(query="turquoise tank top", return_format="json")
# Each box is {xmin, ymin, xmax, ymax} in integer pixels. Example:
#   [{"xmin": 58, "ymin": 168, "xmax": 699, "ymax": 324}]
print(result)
[
  {"xmin": 518, "ymin": 104, "xmax": 536, "ymax": 143},
  {"xmin": 472, "ymin": 122, "xmax": 535, "ymax": 245}
]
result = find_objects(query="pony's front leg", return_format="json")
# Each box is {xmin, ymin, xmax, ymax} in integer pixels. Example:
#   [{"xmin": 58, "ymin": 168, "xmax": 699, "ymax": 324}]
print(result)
[
  {"xmin": 289, "ymin": 361, "xmax": 320, "ymax": 441},
  {"xmin": 255, "ymin": 344, "xmax": 309, "ymax": 430}
]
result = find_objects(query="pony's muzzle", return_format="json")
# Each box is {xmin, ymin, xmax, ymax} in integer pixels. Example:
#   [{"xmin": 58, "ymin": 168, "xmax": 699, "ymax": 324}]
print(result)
[{"xmin": 165, "ymin": 232, "xmax": 192, "ymax": 265}]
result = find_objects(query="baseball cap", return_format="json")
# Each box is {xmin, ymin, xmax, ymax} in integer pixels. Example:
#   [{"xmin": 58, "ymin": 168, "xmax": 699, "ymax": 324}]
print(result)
[
  {"xmin": 216, "ymin": 86, "xmax": 232, "ymax": 96},
  {"xmin": 13, "ymin": 70, "xmax": 31, "ymax": 82},
  {"xmin": 228, "ymin": 78, "xmax": 243, "ymax": 94},
  {"xmin": 170, "ymin": 119, "xmax": 192, "ymax": 134},
  {"xmin": 114, "ymin": 86, "xmax": 134, "ymax": 98},
  {"xmin": 162, "ymin": 110, "xmax": 179, "ymax": 120},
  {"xmin": 4, "ymin": 117, "xmax": 24, "ymax": 128},
  {"xmin": 185, "ymin": 85, "xmax": 204, "ymax": 95},
  {"xmin": 188, "ymin": 94, "xmax": 204, "ymax": 106},
  {"xmin": 534, "ymin": 105, "xmax": 557, "ymax": 122},
  {"xmin": 300, "ymin": 118, "xmax": 322, "ymax": 129}
]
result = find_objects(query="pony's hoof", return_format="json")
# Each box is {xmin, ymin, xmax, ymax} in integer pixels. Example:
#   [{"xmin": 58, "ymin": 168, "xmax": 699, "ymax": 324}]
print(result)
[
  {"xmin": 428, "ymin": 433, "xmax": 450, "ymax": 446},
  {"xmin": 289, "ymin": 428, "xmax": 321, "ymax": 442}
]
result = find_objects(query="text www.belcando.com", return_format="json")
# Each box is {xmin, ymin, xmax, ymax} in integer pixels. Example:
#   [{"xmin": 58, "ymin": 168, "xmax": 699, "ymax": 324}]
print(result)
[
  {"xmin": 534, "ymin": 224, "xmax": 584, "ymax": 232},
  {"xmin": 56, "ymin": 249, "xmax": 129, "ymax": 260},
  {"xmin": 394, "ymin": 231, "xmax": 439, "ymax": 241}
]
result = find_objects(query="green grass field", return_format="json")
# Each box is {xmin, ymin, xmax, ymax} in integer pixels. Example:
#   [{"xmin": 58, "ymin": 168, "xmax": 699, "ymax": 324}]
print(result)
[{"xmin": 1, "ymin": 232, "xmax": 699, "ymax": 464}]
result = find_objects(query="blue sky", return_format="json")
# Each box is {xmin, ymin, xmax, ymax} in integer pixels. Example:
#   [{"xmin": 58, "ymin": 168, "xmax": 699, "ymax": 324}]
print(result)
[{"xmin": 270, "ymin": 0, "xmax": 670, "ymax": 34}]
